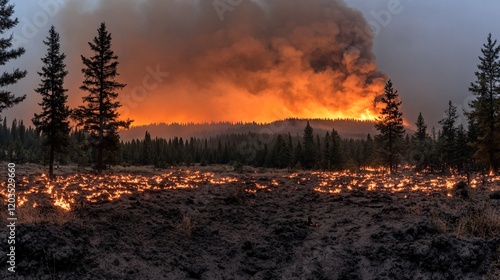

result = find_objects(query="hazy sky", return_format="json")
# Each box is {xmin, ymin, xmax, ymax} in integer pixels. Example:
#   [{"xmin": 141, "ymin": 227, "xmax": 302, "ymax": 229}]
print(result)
[
  {"xmin": 343, "ymin": 0, "xmax": 500, "ymax": 129},
  {"xmin": 3, "ymin": 0, "xmax": 500, "ymax": 129}
]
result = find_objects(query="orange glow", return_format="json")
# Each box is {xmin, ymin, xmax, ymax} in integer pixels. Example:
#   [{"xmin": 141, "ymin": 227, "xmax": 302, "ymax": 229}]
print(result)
[
  {"xmin": 117, "ymin": 86, "xmax": 383, "ymax": 126},
  {"xmin": 0, "ymin": 170, "xmax": 242, "ymax": 211},
  {"xmin": 3, "ymin": 168, "xmax": 493, "ymax": 212},
  {"xmin": 309, "ymin": 169, "xmax": 500, "ymax": 196},
  {"xmin": 60, "ymin": 0, "xmax": 388, "ymax": 126}
]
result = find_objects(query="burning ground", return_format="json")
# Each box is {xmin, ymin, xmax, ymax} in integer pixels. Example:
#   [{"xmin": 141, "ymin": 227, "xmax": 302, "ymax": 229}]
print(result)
[{"xmin": 1, "ymin": 164, "xmax": 500, "ymax": 279}]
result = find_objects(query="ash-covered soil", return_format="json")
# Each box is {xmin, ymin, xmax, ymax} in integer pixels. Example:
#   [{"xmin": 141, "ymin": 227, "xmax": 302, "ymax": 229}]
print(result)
[{"xmin": 1, "ymin": 166, "xmax": 500, "ymax": 279}]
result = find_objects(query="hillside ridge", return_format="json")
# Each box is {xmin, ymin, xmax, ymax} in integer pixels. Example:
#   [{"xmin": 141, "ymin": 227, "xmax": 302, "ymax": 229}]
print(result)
[{"xmin": 119, "ymin": 118, "xmax": 393, "ymax": 141}]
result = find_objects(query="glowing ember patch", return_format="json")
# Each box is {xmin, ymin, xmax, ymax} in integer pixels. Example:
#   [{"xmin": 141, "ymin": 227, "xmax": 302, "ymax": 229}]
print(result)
[
  {"xmin": 0, "ymin": 170, "xmax": 243, "ymax": 211},
  {"xmin": 310, "ymin": 169, "xmax": 498, "ymax": 196},
  {"xmin": 0, "ymin": 169, "xmax": 498, "ymax": 211},
  {"xmin": 54, "ymin": 197, "xmax": 72, "ymax": 211},
  {"xmin": 255, "ymin": 183, "xmax": 267, "ymax": 189},
  {"xmin": 18, "ymin": 195, "xmax": 28, "ymax": 207}
]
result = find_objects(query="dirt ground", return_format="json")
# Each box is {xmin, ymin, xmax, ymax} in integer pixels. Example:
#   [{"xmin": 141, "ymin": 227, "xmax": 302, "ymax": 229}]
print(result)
[{"xmin": 1, "ymin": 164, "xmax": 500, "ymax": 279}]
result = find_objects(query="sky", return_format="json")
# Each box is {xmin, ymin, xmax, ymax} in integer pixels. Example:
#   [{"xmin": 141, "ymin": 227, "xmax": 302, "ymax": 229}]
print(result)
[
  {"xmin": 343, "ymin": 0, "xmax": 500, "ymax": 129},
  {"xmin": 3, "ymin": 0, "xmax": 500, "ymax": 130}
]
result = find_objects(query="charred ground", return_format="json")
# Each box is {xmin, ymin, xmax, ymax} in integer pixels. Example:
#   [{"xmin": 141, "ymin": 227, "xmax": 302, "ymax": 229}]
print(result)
[{"xmin": 1, "ymin": 165, "xmax": 500, "ymax": 279}]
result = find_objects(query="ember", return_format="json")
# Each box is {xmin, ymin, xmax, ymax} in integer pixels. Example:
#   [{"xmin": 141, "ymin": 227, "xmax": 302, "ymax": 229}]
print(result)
[
  {"xmin": 2, "ymin": 168, "xmax": 498, "ymax": 212},
  {"xmin": 0, "ymin": 170, "xmax": 240, "ymax": 211}
]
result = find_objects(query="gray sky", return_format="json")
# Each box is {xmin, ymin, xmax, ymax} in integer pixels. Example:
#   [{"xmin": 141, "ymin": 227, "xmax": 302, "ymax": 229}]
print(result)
[
  {"xmin": 344, "ymin": 0, "xmax": 500, "ymax": 128},
  {"xmin": 3, "ymin": 0, "xmax": 500, "ymax": 130}
]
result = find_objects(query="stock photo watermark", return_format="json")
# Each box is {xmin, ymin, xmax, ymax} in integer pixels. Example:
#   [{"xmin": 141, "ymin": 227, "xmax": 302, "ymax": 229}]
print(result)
[
  {"xmin": 442, "ymin": 94, "xmax": 476, "ymax": 127},
  {"xmin": 237, "ymin": 111, "xmax": 289, "ymax": 163},
  {"xmin": 120, "ymin": 64, "xmax": 170, "ymax": 119},
  {"xmin": 352, "ymin": 0, "xmax": 413, "ymax": 44},
  {"xmin": 6, "ymin": 163, "xmax": 17, "ymax": 273},
  {"xmin": 13, "ymin": 0, "xmax": 67, "ymax": 47},
  {"xmin": 213, "ymin": 0, "xmax": 246, "ymax": 21},
  {"xmin": 366, "ymin": 0, "xmax": 405, "ymax": 37}
]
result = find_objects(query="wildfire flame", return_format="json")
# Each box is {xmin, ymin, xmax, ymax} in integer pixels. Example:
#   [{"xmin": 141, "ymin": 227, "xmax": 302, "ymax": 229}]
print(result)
[{"xmin": 59, "ymin": 0, "xmax": 386, "ymax": 125}]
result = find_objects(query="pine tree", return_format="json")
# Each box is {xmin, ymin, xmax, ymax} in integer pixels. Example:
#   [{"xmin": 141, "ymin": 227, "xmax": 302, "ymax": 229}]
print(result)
[
  {"xmin": 73, "ymin": 22, "xmax": 133, "ymax": 173},
  {"xmin": 375, "ymin": 80, "xmax": 405, "ymax": 173},
  {"xmin": 18, "ymin": 120, "xmax": 25, "ymax": 143},
  {"xmin": 155, "ymin": 138, "xmax": 167, "ymax": 168},
  {"xmin": 413, "ymin": 112, "xmax": 430, "ymax": 171},
  {"xmin": 141, "ymin": 131, "xmax": 152, "ymax": 165},
  {"xmin": 10, "ymin": 118, "xmax": 16, "ymax": 140},
  {"xmin": 315, "ymin": 134, "xmax": 322, "ymax": 167},
  {"xmin": 1, "ymin": 118, "xmax": 8, "ymax": 146},
  {"xmin": 415, "ymin": 113, "xmax": 428, "ymax": 142},
  {"xmin": 13, "ymin": 136, "xmax": 24, "ymax": 163},
  {"xmin": 284, "ymin": 133, "xmax": 293, "ymax": 168},
  {"xmin": 352, "ymin": 139, "xmax": 363, "ymax": 169},
  {"xmin": 467, "ymin": 34, "xmax": 500, "ymax": 175},
  {"xmin": 257, "ymin": 143, "xmax": 268, "ymax": 167},
  {"xmin": 32, "ymin": 26, "xmax": 71, "ymax": 179},
  {"xmin": 454, "ymin": 124, "xmax": 469, "ymax": 173},
  {"xmin": 403, "ymin": 133, "xmax": 412, "ymax": 164},
  {"xmin": 438, "ymin": 101, "xmax": 458, "ymax": 171},
  {"xmin": 0, "ymin": 0, "xmax": 27, "ymax": 118},
  {"xmin": 363, "ymin": 134, "xmax": 375, "ymax": 167},
  {"xmin": 273, "ymin": 134, "xmax": 287, "ymax": 168},
  {"xmin": 427, "ymin": 126, "xmax": 441, "ymax": 172},
  {"xmin": 322, "ymin": 132, "xmax": 330, "ymax": 169},
  {"xmin": 330, "ymin": 128, "xmax": 342, "ymax": 170},
  {"xmin": 71, "ymin": 128, "xmax": 91, "ymax": 169},
  {"xmin": 466, "ymin": 116, "xmax": 479, "ymax": 169},
  {"xmin": 294, "ymin": 140, "xmax": 303, "ymax": 168},
  {"xmin": 222, "ymin": 142, "xmax": 230, "ymax": 164},
  {"xmin": 0, "ymin": 118, "xmax": 4, "ymax": 150},
  {"xmin": 302, "ymin": 121, "xmax": 316, "ymax": 169}
]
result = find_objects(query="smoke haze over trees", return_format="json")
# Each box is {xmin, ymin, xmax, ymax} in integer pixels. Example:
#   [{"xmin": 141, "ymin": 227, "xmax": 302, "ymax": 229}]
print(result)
[{"xmin": 55, "ymin": 0, "xmax": 387, "ymax": 124}]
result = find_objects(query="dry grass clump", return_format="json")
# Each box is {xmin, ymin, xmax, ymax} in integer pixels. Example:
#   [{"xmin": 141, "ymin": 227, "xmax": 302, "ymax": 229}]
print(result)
[
  {"xmin": 429, "ymin": 194, "xmax": 500, "ymax": 239},
  {"xmin": 0, "ymin": 202, "xmax": 72, "ymax": 226},
  {"xmin": 177, "ymin": 215, "xmax": 196, "ymax": 237},
  {"xmin": 431, "ymin": 200, "xmax": 500, "ymax": 239},
  {"xmin": 454, "ymin": 202, "xmax": 500, "ymax": 239},
  {"xmin": 430, "ymin": 211, "xmax": 454, "ymax": 233},
  {"xmin": 21, "ymin": 205, "xmax": 72, "ymax": 225}
]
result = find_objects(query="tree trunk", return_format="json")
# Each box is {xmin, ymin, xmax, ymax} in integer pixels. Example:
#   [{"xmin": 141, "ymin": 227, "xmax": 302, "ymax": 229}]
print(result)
[
  {"xmin": 97, "ymin": 115, "xmax": 104, "ymax": 173},
  {"xmin": 489, "ymin": 87, "xmax": 495, "ymax": 176},
  {"xmin": 389, "ymin": 127, "xmax": 393, "ymax": 174},
  {"xmin": 49, "ymin": 144, "xmax": 54, "ymax": 179},
  {"xmin": 98, "ymin": 82, "xmax": 104, "ymax": 173},
  {"xmin": 97, "ymin": 144, "xmax": 103, "ymax": 173}
]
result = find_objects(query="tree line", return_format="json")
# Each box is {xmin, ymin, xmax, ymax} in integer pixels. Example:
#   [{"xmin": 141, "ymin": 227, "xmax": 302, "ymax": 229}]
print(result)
[{"xmin": 0, "ymin": 110, "xmax": 483, "ymax": 175}]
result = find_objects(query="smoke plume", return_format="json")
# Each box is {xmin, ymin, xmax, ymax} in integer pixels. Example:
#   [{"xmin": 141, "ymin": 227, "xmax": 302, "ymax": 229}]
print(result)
[{"xmin": 58, "ymin": 0, "xmax": 386, "ymax": 125}]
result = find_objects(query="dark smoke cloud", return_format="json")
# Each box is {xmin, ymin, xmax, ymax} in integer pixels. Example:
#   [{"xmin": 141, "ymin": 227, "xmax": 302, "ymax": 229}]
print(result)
[{"xmin": 58, "ymin": 0, "xmax": 386, "ymax": 125}]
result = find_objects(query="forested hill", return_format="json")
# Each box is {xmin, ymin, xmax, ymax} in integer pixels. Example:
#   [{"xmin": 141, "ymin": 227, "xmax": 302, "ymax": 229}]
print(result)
[{"xmin": 119, "ymin": 119, "xmax": 383, "ymax": 141}]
